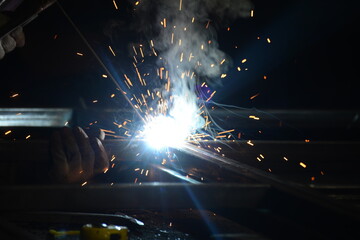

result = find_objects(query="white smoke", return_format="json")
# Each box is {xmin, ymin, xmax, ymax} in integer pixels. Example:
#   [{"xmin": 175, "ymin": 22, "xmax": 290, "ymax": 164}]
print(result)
[{"xmin": 136, "ymin": 0, "xmax": 253, "ymax": 148}]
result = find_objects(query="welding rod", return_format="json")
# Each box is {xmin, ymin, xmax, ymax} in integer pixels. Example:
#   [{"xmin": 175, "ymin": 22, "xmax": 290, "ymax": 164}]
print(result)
[{"xmin": 0, "ymin": 0, "xmax": 57, "ymax": 41}]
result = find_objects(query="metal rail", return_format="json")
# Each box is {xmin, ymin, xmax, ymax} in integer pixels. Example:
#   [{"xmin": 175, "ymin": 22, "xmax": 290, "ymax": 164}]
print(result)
[
  {"xmin": 0, "ymin": 183, "xmax": 269, "ymax": 211},
  {"xmin": 181, "ymin": 142, "xmax": 360, "ymax": 219}
]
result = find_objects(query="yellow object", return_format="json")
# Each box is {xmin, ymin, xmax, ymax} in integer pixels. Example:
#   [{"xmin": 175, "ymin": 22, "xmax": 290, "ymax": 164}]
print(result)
[
  {"xmin": 80, "ymin": 224, "xmax": 128, "ymax": 240},
  {"xmin": 48, "ymin": 229, "xmax": 80, "ymax": 237}
]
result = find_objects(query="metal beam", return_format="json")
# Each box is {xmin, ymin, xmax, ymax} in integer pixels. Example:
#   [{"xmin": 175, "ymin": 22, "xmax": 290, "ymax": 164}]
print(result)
[
  {"xmin": 0, "ymin": 108, "xmax": 72, "ymax": 127},
  {"xmin": 0, "ymin": 183, "xmax": 269, "ymax": 212}
]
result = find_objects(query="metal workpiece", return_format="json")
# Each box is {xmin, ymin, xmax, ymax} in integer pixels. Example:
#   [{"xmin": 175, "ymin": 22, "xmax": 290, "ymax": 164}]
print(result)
[
  {"xmin": 0, "ymin": 108, "xmax": 72, "ymax": 127},
  {"xmin": 5, "ymin": 212, "xmax": 144, "ymax": 228},
  {"xmin": 0, "ymin": 183, "xmax": 270, "ymax": 212}
]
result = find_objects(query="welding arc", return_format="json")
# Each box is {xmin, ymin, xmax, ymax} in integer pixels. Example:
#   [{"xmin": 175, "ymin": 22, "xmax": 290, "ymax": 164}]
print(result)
[{"xmin": 56, "ymin": 1, "xmax": 145, "ymax": 123}]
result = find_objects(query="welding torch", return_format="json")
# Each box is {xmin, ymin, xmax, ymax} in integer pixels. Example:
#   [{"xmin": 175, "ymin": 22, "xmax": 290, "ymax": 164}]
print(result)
[{"xmin": 0, "ymin": 0, "xmax": 56, "ymax": 43}]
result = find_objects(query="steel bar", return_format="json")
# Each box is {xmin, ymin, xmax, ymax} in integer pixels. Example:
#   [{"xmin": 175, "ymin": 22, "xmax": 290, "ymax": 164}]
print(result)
[
  {"xmin": 180, "ymin": 142, "xmax": 360, "ymax": 219},
  {"xmin": 0, "ymin": 108, "xmax": 72, "ymax": 127},
  {"xmin": 0, "ymin": 183, "xmax": 269, "ymax": 212}
]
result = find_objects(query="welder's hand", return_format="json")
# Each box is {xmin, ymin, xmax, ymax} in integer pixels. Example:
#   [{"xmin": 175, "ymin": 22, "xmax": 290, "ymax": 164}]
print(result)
[
  {"xmin": 0, "ymin": 26, "xmax": 25, "ymax": 60},
  {"xmin": 49, "ymin": 127, "xmax": 109, "ymax": 184}
]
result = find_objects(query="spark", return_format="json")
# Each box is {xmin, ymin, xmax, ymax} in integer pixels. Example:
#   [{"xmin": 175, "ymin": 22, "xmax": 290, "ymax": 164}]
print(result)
[
  {"xmin": 241, "ymin": 58, "xmax": 247, "ymax": 63},
  {"xmin": 112, "ymin": 0, "xmax": 118, "ymax": 10},
  {"xmin": 206, "ymin": 91, "xmax": 216, "ymax": 102},
  {"xmin": 166, "ymin": 77, "xmax": 171, "ymax": 92},
  {"xmin": 188, "ymin": 52, "xmax": 194, "ymax": 62},
  {"xmin": 76, "ymin": 52, "xmax": 83, "ymax": 56},
  {"xmin": 205, "ymin": 20, "xmax": 210, "ymax": 29},
  {"xmin": 215, "ymin": 135, "xmax": 226, "ymax": 138},
  {"xmin": 100, "ymin": 129, "xmax": 116, "ymax": 134},
  {"xmin": 108, "ymin": 45, "xmax": 116, "ymax": 56},
  {"xmin": 249, "ymin": 115, "xmax": 260, "ymax": 120},
  {"xmin": 139, "ymin": 47, "xmax": 144, "ymax": 58},
  {"xmin": 81, "ymin": 181, "xmax": 87, "ymax": 186},
  {"xmin": 299, "ymin": 162, "xmax": 307, "ymax": 168},
  {"xmin": 4, "ymin": 130, "xmax": 11, "ymax": 135},
  {"xmin": 132, "ymin": 45, "xmax": 138, "ymax": 55},
  {"xmin": 247, "ymin": 140, "xmax": 254, "ymax": 146},
  {"xmin": 135, "ymin": 66, "xmax": 146, "ymax": 85},
  {"xmin": 267, "ymin": 38, "xmax": 271, "ymax": 43},
  {"xmin": 179, "ymin": 0, "xmax": 182, "ymax": 11},
  {"xmin": 25, "ymin": 135, "xmax": 31, "ymax": 139},
  {"xmin": 171, "ymin": 33, "xmax": 174, "ymax": 44},
  {"xmin": 218, "ymin": 129, "xmax": 235, "ymax": 135},
  {"xmin": 102, "ymin": 74, "xmax": 108, "ymax": 78},
  {"xmin": 10, "ymin": 93, "xmax": 19, "ymax": 98},
  {"xmin": 250, "ymin": 9, "xmax": 254, "ymax": 17},
  {"xmin": 250, "ymin": 93, "xmax": 260, "ymax": 100},
  {"xmin": 124, "ymin": 74, "xmax": 133, "ymax": 87}
]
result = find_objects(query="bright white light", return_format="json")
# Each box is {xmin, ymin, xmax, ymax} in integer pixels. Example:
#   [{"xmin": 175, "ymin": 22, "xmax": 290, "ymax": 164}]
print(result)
[
  {"xmin": 143, "ymin": 96, "xmax": 204, "ymax": 150},
  {"xmin": 143, "ymin": 115, "xmax": 190, "ymax": 149}
]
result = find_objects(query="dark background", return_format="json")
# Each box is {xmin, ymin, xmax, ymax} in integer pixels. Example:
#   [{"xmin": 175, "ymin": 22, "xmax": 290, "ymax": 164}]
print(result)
[{"xmin": 0, "ymin": 0, "xmax": 359, "ymax": 110}]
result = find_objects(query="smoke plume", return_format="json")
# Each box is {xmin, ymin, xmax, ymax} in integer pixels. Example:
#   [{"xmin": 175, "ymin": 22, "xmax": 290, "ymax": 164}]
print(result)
[{"xmin": 135, "ymin": 0, "xmax": 253, "ymax": 132}]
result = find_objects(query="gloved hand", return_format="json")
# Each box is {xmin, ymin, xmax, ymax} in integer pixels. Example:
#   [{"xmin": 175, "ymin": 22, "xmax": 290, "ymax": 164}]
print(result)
[
  {"xmin": 49, "ymin": 127, "xmax": 109, "ymax": 184},
  {"xmin": 0, "ymin": 26, "xmax": 25, "ymax": 59}
]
